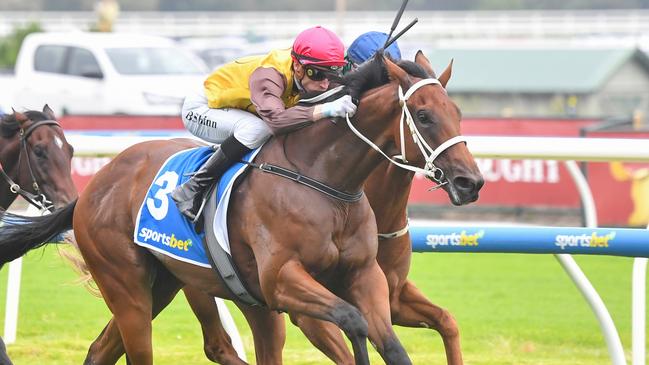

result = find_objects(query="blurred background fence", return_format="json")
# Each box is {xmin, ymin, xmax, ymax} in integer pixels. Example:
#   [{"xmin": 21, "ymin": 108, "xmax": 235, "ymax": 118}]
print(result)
[{"xmin": 4, "ymin": 10, "xmax": 649, "ymax": 40}]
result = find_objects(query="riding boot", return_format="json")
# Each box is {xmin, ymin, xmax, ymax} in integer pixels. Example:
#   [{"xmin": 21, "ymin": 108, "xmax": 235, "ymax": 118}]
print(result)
[{"xmin": 171, "ymin": 136, "xmax": 251, "ymax": 222}]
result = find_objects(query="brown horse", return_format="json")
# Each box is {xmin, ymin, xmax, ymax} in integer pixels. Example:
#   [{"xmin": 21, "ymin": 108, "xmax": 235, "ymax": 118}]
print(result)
[
  {"xmin": 182, "ymin": 52, "xmax": 473, "ymax": 365},
  {"xmin": 0, "ymin": 106, "xmax": 76, "ymax": 212},
  {"xmin": 0, "ymin": 52, "xmax": 482, "ymax": 365},
  {"xmin": 0, "ymin": 106, "xmax": 76, "ymax": 365}
]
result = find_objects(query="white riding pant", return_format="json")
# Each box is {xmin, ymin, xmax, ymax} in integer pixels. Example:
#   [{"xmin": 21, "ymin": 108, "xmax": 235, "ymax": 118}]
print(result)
[{"xmin": 181, "ymin": 89, "xmax": 272, "ymax": 149}]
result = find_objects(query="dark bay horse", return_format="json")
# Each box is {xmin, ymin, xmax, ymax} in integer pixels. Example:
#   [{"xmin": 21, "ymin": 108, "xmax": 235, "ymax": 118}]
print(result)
[
  {"xmin": 279, "ymin": 52, "xmax": 472, "ymax": 365},
  {"xmin": 0, "ymin": 106, "xmax": 76, "ymax": 212},
  {"xmin": 0, "ymin": 52, "xmax": 482, "ymax": 365},
  {"xmin": 0, "ymin": 106, "xmax": 76, "ymax": 365},
  {"xmin": 182, "ymin": 52, "xmax": 473, "ymax": 365}
]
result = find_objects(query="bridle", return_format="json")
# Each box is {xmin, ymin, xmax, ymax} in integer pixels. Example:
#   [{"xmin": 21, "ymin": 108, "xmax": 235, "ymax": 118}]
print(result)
[
  {"xmin": 0, "ymin": 119, "xmax": 62, "ymax": 213},
  {"xmin": 345, "ymin": 78, "xmax": 467, "ymax": 190},
  {"xmin": 345, "ymin": 78, "xmax": 466, "ymax": 240},
  {"xmin": 261, "ymin": 77, "xmax": 466, "ymax": 205}
]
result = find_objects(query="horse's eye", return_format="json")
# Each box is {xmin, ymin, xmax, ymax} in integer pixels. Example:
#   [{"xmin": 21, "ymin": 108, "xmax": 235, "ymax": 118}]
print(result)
[
  {"xmin": 33, "ymin": 146, "xmax": 46, "ymax": 158},
  {"xmin": 417, "ymin": 110, "xmax": 432, "ymax": 124}
]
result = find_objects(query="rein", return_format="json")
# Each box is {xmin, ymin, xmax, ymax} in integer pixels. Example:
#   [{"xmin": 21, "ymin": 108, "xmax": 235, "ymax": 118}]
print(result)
[
  {"xmin": 250, "ymin": 77, "xmax": 467, "ymax": 203},
  {"xmin": 346, "ymin": 78, "xmax": 466, "ymax": 190},
  {"xmin": 0, "ymin": 119, "xmax": 60, "ymax": 212}
]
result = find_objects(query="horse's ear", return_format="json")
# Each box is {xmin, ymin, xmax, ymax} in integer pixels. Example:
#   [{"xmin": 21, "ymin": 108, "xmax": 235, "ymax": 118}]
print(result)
[
  {"xmin": 414, "ymin": 50, "xmax": 436, "ymax": 78},
  {"xmin": 384, "ymin": 55, "xmax": 410, "ymax": 89},
  {"xmin": 43, "ymin": 104, "xmax": 56, "ymax": 120},
  {"xmin": 438, "ymin": 59, "xmax": 454, "ymax": 89},
  {"xmin": 11, "ymin": 108, "xmax": 28, "ymax": 123}
]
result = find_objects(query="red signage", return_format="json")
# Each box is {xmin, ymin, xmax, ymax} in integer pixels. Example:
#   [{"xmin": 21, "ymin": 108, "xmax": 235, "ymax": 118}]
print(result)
[
  {"xmin": 411, "ymin": 117, "xmax": 595, "ymax": 207},
  {"xmin": 64, "ymin": 116, "xmax": 647, "ymax": 227},
  {"xmin": 586, "ymin": 131, "xmax": 649, "ymax": 227}
]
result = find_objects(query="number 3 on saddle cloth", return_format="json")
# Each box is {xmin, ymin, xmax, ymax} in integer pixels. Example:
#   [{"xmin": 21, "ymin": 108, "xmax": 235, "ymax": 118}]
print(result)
[{"xmin": 134, "ymin": 146, "xmax": 262, "ymax": 268}]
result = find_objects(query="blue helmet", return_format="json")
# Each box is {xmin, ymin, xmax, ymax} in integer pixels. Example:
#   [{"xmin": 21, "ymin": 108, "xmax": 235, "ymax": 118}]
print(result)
[{"xmin": 347, "ymin": 31, "xmax": 402, "ymax": 65}]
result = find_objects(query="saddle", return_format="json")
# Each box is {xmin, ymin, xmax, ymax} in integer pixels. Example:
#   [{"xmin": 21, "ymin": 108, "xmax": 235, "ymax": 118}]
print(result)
[{"xmin": 134, "ymin": 146, "xmax": 265, "ymax": 306}]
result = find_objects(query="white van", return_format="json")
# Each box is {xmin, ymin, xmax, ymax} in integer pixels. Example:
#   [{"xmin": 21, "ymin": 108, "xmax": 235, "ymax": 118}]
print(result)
[{"xmin": 13, "ymin": 32, "xmax": 208, "ymax": 115}]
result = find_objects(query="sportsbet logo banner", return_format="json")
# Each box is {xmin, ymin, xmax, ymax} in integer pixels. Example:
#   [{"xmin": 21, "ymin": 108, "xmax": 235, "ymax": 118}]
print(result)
[
  {"xmin": 138, "ymin": 227, "xmax": 193, "ymax": 252},
  {"xmin": 554, "ymin": 232, "xmax": 616, "ymax": 250},
  {"xmin": 425, "ymin": 230, "xmax": 485, "ymax": 249},
  {"xmin": 410, "ymin": 226, "xmax": 649, "ymax": 258},
  {"xmin": 423, "ymin": 228, "xmax": 617, "ymax": 251}
]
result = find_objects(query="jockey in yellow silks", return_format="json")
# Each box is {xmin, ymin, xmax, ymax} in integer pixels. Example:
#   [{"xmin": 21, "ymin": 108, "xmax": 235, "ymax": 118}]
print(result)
[{"xmin": 173, "ymin": 26, "xmax": 356, "ymax": 222}]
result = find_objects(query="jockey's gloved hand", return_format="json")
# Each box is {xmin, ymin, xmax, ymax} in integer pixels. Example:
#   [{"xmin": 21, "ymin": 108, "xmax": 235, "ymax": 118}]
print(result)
[{"xmin": 315, "ymin": 95, "xmax": 357, "ymax": 119}]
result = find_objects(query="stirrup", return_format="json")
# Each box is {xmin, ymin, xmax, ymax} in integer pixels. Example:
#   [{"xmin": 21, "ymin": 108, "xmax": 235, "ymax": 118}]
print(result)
[
  {"xmin": 192, "ymin": 196, "xmax": 208, "ymax": 224},
  {"xmin": 193, "ymin": 183, "xmax": 218, "ymax": 234},
  {"xmin": 192, "ymin": 183, "xmax": 218, "ymax": 234}
]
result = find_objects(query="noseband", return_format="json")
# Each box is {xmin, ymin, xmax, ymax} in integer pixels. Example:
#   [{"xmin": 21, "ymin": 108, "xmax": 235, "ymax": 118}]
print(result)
[
  {"xmin": 346, "ymin": 78, "xmax": 467, "ymax": 190},
  {"xmin": 0, "ymin": 119, "xmax": 61, "ymax": 212}
]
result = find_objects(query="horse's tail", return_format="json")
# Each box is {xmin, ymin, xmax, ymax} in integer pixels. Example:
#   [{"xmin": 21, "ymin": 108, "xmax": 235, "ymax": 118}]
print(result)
[
  {"xmin": 57, "ymin": 232, "xmax": 102, "ymax": 297},
  {"xmin": 0, "ymin": 200, "xmax": 77, "ymax": 265}
]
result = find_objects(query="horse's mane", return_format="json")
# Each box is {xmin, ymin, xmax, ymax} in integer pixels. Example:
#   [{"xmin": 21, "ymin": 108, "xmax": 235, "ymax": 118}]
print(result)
[
  {"xmin": 341, "ymin": 54, "xmax": 390, "ymax": 102},
  {"xmin": 342, "ymin": 53, "xmax": 432, "ymax": 101},
  {"xmin": 396, "ymin": 60, "xmax": 430, "ymax": 79},
  {"xmin": 1, "ymin": 110, "xmax": 49, "ymax": 138},
  {"xmin": 299, "ymin": 53, "xmax": 432, "ymax": 106}
]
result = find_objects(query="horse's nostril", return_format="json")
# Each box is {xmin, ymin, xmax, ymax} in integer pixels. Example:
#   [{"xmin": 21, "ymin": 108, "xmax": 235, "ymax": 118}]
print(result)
[{"xmin": 453, "ymin": 176, "xmax": 478, "ymax": 193}]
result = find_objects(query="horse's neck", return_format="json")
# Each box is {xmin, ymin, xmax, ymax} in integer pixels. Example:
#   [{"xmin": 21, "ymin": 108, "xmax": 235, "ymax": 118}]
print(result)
[
  {"xmin": 281, "ymin": 86, "xmax": 399, "ymax": 194},
  {"xmin": 366, "ymin": 162, "xmax": 414, "ymax": 231}
]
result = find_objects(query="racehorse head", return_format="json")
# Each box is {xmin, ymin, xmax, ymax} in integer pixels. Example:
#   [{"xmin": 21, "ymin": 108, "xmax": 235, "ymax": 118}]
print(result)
[
  {"xmin": 346, "ymin": 51, "xmax": 483, "ymax": 206},
  {"xmin": 0, "ymin": 105, "xmax": 77, "ymax": 210}
]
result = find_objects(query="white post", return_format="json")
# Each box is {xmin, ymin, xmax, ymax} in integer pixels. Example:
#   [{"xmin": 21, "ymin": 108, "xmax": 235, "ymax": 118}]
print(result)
[
  {"xmin": 3, "ymin": 258, "xmax": 21, "ymax": 344},
  {"xmin": 214, "ymin": 298, "xmax": 247, "ymax": 362},
  {"xmin": 561, "ymin": 161, "xmax": 627, "ymax": 365},
  {"xmin": 632, "ymin": 257, "xmax": 647, "ymax": 365},
  {"xmin": 632, "ymin": 221, "xmax": 649, "ymax": 365},
  {"xmin": 555, "ymin": 254, "xmax": 627, "ymax": 365}
]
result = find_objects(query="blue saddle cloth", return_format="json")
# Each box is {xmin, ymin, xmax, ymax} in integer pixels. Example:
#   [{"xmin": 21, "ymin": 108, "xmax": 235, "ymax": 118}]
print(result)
[{"xmin": 133, "ymin": 146, "xmax": 259, "ymax": 267}]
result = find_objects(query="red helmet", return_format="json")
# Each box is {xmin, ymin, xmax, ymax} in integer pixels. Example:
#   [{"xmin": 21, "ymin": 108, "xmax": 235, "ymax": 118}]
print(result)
[{"xmin": 292, "ymin": 26, "xmax": 346, "ymax": 67}]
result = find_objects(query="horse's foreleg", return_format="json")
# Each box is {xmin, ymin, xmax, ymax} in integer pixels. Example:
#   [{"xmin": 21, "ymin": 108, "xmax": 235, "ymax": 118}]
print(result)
[
  {"xmin": 265, "ymin": 260, "xmax": 370, "ymax": 365},
  {"xmin": 377, "ymin": 236, "xmax": 463, "ymax": 365},
  {"xmin": 235, "ymin": 302, "xmax": 285, "ymax": 365},
  {"xmin": 183, "ymin": 286, "xmax": 248, "ymax": 365},
  {"xmin": 391, "ymin": 280, "xmax": 462, "ymax": 365},
  {"xmin": 289, "ymin": 313, "xmax": 354, "ymax": 365},
  {"xmin": 346, "ymin": 262, "xmax": 412, "ymax": 365}
]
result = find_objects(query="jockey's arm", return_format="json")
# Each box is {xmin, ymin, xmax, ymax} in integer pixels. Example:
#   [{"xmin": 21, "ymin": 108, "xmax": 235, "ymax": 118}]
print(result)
[{"xmin": 249, "ymin": 67, "xmax": 318, "ymax": 135}]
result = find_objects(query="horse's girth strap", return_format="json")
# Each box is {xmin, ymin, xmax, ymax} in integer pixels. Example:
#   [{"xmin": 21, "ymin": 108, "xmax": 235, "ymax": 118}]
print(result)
[
  {"xmin": 256, "ymin": 163, "xmax": 364, "ymax": 203},
  {"xmin": 201, "ymin": 185, "xmax": 265, "ymax": 307}
]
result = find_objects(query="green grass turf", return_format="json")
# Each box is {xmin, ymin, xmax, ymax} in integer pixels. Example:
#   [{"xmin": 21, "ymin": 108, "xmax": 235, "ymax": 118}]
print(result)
[{"xmin": 0, "ymin": 245, "xmax": 644, "ymax": 364}]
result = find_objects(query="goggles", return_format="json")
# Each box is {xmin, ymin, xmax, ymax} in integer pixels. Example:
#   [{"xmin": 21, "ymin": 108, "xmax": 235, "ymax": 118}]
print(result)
[{"xmin": 305, "ymin": 65, "xmax": 342, "ymax": 81}]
